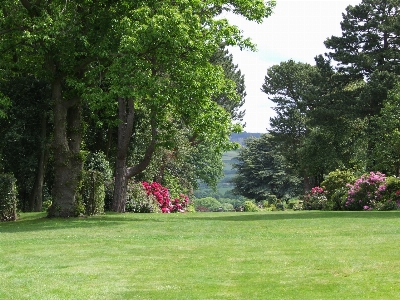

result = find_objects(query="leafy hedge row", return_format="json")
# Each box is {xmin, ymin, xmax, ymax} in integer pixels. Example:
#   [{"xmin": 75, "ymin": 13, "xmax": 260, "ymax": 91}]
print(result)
[
  {"xmin": 0, "ymin": 174, "xmax": 17, "ymax": 221},
  {"xmin": 301, "ymin": 170, "xmax": 400, "ymax": 211},
  {"xmin": 76, "ymin": 151, "xmax": 111, "ymax": 216},
  {"xmin": 78, "ymin": 170, "xmax": 105, "ymax": 216}
]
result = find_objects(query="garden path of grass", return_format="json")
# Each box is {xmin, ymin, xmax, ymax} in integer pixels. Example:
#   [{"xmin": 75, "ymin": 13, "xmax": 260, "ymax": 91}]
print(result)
[{"xmin": 1, "ymin": 211, "xmax": 400, "ymax": 299}]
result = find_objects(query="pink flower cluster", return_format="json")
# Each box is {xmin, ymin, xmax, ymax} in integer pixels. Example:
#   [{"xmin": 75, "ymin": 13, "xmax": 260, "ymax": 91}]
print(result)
[
  {"xmin": 345, "ymin": 172, "xmax": 386, "ymax": 210},
  {"xmin": 141, "ymin": 182, "xmax": 188, "ymax": 213},
  {"xmin": 311, "ymin": 186, "xmax": 325, "ymax": 194},
  {"xmin": 302, "ymin": 186, "xmax": 327, "ymax": 210}
]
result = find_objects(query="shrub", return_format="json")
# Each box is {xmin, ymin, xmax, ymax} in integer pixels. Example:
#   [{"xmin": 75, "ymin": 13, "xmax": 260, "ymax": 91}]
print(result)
[
  {"xmin": 77, "ymin": 151, "xmax": 111, "ymax": 216},
  {"xmin": 104, "ymin": 178, "xmax": 114, "ymax": 211},
  {"xmin": 330, "ymin": 187, "xmax": 349, "ymax": 210},
  {"xmin": 378, "ymin": 176, "xmax": 400, "ymax": 211},
  {"xmin": 42, "ymin": 198, "xmax": 52, "ymax": 212},
  {"xmin": 126, "ymin": 181, "xmax": 160, "ymax": 213},
  {"xmin": 345, "ymin": 172, "xmax": 386, "ymax": 210},
  {"xmin": 193, "ymin": 197, "xmax": 222, "ymax": 212},
  {"xmin": 243, "ymin": 200, "xmax": 260, "ymax": 212},
  {"xmin": 186, "ymin": 203, "xmax": 196, "ymax": 213},
  {"xmin": 265, "ymin": 194, "xmax": 278, "ymax": 205},
  {"xmin": 0, "ymin": 173, "xmax": 18, "ymax": 221},
  {"xmin": 79, "ymin": 170, "xmax": 106, "ymax": 215},
  {"xmin": 301, "ymin": 186, "xmax": 328, "ymax": 210},
  {"xmin": 275, "ymin": 200, "xmax": 285, "ymax": 211},
  {"xmin": 221, "ymin": 202, "xmax": 234, "ymax": 212},
  {"xmin": 138, "ymin": 181, "xmax": 189, "ymax": 213},
  {"xmin": 321, "ymin": 169, "xmax": 356, "ymax": 203},
  {"xmin": 287, "ymin": 198, "xmax": 303, "ymax": 210},
  {"xmin": 292, "ymin": 203, "xmax": 303, "ymax": 211}
]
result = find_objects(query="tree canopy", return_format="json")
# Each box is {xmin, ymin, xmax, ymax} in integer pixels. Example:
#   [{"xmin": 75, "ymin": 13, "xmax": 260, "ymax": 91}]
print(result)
[
  {"xmin": 0, "ymin": 0, "xmax": 276, "ymax": 215},
  {"xmin": 232, "ymin": 0, "xmax": 400, "ymax": 200}
]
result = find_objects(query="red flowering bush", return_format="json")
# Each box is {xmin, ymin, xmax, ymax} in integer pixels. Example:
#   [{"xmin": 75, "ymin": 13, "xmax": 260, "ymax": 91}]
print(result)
[
  {"xmin": 141, "ymin": 181, "xmax": 189, "ymax": 213},
  {"xmin": 301, "ymin": 186, "xmax": 327, "ymax": 210},
  {"xmin": 125, "ymin": 181, "xmax": 160, "ymax": 213}
]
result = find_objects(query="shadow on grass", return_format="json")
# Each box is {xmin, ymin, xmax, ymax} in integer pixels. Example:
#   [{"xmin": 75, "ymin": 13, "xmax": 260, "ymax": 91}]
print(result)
[
  {"xmin": 189, "ymin": 211, "xmax": 400, "ymax": 222},
  {"xmin": 0, "ymin": 212, "xmax": 169, "ymax": 233},
  {"xmin": 2, "ymin": 211, "xmax": 399, "ymax": 233}
]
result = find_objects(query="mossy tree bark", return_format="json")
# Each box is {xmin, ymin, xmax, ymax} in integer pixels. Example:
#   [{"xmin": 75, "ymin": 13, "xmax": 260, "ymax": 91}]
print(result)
[{"xmin": 47, "ymin": 78, "xmax": 83, "ymax": 217}]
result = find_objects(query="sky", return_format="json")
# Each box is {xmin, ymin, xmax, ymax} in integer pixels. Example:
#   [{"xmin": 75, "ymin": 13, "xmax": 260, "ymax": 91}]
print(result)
[{"xmin": 224, "ymin": 0, "xmax": 363, "ymax": 133}]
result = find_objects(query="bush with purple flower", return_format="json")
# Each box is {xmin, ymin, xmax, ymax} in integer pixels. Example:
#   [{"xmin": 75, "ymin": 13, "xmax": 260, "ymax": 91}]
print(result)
[{"xmin": 345, "ymin": 172, "xmax": 387, "ymax": 210}]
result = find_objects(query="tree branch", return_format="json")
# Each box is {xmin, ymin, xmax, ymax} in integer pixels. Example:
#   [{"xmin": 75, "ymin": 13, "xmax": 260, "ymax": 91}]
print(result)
[{"xmin": 127, "ymin": 116, "xmax": 158, "ymax": 178}]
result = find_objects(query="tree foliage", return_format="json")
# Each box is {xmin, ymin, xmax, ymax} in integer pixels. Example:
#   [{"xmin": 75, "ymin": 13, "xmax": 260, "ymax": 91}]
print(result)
[
  {"xmin": 0, "ymin": 0, "xmax": 276, "ymax": 215},
  {"xmin": 253, "ymin": 0, "xmax": 400, "ymax": 198},
  {"xmin": 232, "ymin": 134, "xmax": 302, "ymax": 201},
  {"xmin": 324, "ymin": 0, "xmax": 400, "ymax": 77}
]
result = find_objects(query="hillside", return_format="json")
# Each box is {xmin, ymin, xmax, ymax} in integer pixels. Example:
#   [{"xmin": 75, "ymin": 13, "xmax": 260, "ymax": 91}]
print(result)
[
  {"xmin": 195, "ymin": 132, "xmax": 262, "ymax": 199},
  {"xmin": 230, "ymin": 132, "xmax": 262, "ymax": 146}
]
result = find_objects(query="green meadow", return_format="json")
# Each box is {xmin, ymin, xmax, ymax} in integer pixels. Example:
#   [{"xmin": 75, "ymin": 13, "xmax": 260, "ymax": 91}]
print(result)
[{"xmin": 1, "ymin": 211, "xmax": 400, "ymax": 299}]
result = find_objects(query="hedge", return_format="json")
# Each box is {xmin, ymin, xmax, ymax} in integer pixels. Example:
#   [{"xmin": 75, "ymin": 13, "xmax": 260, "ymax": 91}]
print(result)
[{"xmin": 0, "ymin": 173, "xmax": 17, "ymax": 221}]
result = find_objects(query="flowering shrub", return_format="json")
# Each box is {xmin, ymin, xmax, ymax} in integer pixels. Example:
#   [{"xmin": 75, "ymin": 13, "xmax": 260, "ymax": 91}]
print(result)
[
  {"xmin": 301, "ymin": 186, "xmax": 327, "ymax": 210},
  {"xmin": 126, "ymin": 181, "xmax": 160, "ymax": 213},
  {"xmin": 140, "ymin": 181, "xmax": 189, "ymax": 213},
  {"xmin": 345, "ymin": 172, "xmax": 387, "ymax": 210},
  {"xmin": 376, "ymin": 176, "xmax": 400, "ymax": 211}
]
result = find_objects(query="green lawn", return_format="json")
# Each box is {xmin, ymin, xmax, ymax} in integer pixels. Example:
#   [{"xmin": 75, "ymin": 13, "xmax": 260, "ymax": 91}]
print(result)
[{"xmin": 1, "ymin": 211, "xmax": 400, "ymax": 299}]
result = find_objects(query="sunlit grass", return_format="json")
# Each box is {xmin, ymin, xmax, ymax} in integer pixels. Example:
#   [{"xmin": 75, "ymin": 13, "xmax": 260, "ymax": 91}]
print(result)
[{"xmin": 1, "ymin": 211, "xmax": 400, "ymax": 299}]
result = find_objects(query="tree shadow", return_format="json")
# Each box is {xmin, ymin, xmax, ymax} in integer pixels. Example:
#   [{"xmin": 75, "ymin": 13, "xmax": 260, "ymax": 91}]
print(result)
[
  {"xmin": 0, "ymin": 213, "xmax": 167, "ymax": 233},
  {"xmin": 2, "ymin": 211, "xmax": 399, "ymax": 233}
]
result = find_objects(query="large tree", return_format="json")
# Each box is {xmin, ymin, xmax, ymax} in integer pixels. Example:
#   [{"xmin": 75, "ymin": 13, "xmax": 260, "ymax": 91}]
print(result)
[
  {"xmin": 1, "ymin": 1, "xmax": 124, "ymax": 217},
  {"xmin": 232, "ymin": 134, "xmax": 302, "ymax": 201},
  {"xmin": 261, "ymin": 60, "xmax": 318, "ymax": 190},
  {"xmin": 102, "ymin": 1, "xmax": 275, "ymax": 212},
  {"xmin": 324, "ymin": 0, "xmax": 400, "ymax": 171},
  {"xmin": 302, "ymin": 55, "xmax": 369, "ymax": 175},
  {"xmin": 370, "ymin": 83, "xmax": 400, "ymax": 175},
  {"xmin": 324, "ymin": 0, "xmax": 400, "ymax": 77}
]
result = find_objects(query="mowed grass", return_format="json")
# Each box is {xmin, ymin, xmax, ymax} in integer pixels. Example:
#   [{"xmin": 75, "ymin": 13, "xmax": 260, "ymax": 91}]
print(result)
[{"xmin": 1, "ymin": 211, "xmax": 400, "ymax": 299}]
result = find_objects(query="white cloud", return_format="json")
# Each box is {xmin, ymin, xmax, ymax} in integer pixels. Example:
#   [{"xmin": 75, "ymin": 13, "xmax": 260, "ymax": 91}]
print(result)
[{"xmin": 224, "ymin": 0, "xmax": 363, "ymax": 133}]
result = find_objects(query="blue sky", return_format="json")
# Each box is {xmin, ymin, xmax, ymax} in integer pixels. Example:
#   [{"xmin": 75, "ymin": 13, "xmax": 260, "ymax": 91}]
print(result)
[{"xmin": 224, "ymin": 0, "xmax": 363, "ymax": 133}]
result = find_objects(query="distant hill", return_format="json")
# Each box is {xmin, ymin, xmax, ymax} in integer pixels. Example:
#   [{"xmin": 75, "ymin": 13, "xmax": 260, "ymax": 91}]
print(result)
[
  {"xmin": 230, "ymin": 132, "xmax": 262, "ymax": 146},
  {"xmin": 195, "ymin": 132, "xmax": 264, "ymax": 198}
]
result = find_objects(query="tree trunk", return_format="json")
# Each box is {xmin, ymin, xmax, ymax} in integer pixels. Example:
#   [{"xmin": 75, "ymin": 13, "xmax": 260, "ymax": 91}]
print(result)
[
  {"xmin": 29, "ymin": 112, "xmax": 48, "ymax": 212},
  {"xmin": 126, "ymin": 117, "xmax": 157, "ymax": 178},
  {"xmin": 112, "ymin": 98, "xmax": 158, "ymax": 212},
  {"xmin": 112, "ymin": 97, "xmax": 135, "ymax": 212},
  {"xmin": 47, "ymin": 78, "xmax": 83, "ymax": 217},
  {"xmin": 303, "ymin": 174, "xmax": 312, "ymax": 193}
]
